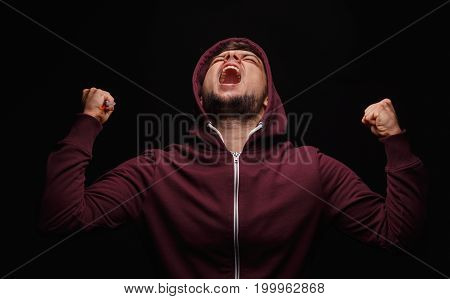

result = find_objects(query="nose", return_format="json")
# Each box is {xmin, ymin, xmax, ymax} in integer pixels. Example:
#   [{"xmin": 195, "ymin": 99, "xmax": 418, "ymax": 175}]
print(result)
[{"xmin": 224, "ymin": 51, "xmax": 241, "ymax": 63}]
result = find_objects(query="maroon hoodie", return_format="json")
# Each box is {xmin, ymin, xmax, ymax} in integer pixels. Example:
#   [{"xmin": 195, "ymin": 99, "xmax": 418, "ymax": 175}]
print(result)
[{"xmin": 40, "ymin": 37, "xmax": 427, "ymax": 278}]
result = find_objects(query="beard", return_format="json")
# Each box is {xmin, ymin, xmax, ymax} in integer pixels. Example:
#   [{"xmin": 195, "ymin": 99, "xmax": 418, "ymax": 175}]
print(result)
[{"xmin": 202, "ymin": 90, "xmax": 267, "ymax": 119}]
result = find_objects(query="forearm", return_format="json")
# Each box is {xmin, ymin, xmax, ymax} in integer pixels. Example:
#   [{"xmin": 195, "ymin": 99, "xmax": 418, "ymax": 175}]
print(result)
[
  {"xmin": 380, "ymin": 131, "xmax": 428, "ymax": 247},
  {"xmin": 40, "ymin": 114, "xmax": 102, "ymax": 232}
]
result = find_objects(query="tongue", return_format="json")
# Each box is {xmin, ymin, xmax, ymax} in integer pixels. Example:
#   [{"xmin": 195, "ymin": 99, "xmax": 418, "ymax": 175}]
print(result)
[{"xmin": 222, "ymin": 69, "xmax": 241, "ymax": 84}]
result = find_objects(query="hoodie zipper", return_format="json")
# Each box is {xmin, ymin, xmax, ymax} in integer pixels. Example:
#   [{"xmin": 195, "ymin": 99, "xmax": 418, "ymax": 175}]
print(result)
[
  {"xmin": 207, "ymin": 121, "xmax": 264, "ymax": 279},
  {"xmin": 232, "ymin": 151, "xmax": 241, "ymax": 279}
]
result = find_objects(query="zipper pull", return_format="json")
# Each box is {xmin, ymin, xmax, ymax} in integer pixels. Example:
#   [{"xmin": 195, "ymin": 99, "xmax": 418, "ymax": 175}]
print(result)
[{"xmin": 232, "ymin": 152, "xmax": 240, "ymax": 160}]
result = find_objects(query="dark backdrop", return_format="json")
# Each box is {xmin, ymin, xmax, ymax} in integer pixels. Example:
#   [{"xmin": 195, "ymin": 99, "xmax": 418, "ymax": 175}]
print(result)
[{"xmin": 1, "ymin": 0, "xmax": 449, "ymax": 278}]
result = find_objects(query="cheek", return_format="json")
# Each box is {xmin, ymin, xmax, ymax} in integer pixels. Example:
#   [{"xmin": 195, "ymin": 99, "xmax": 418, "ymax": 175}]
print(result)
[
  {"xmin": 245, "ymin": 68, "xmax": 266, "ymax": 90},
  {"xmin": 203, "ymin": 68, "xmax": 218, "ymax": 91}
]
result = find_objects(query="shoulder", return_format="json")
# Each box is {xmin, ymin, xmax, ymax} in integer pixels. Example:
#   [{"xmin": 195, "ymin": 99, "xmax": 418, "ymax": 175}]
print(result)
[{"xmin": 291, "ymin": 145, "xmax": 321, "ymax": 164}]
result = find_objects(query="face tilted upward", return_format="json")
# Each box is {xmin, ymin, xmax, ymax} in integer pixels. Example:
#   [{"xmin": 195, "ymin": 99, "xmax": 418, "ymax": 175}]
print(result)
[{"xmin": 201, "ymin": 50, "xmax": 267, "ymax": 105}]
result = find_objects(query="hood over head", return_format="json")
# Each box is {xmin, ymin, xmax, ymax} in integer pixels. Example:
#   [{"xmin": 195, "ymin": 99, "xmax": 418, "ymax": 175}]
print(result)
[{"xmin": 191, "ymin": 37, "xmax": 287, "ymax": 151}]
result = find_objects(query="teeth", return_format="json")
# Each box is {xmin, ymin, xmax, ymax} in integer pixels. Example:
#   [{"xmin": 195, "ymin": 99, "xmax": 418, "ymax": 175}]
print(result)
[
  {"xmin": 222, "ymin": 65, "xmax": 240, "ymax": 73},
  {"xmin": 219, "ymin": 65, "xmax": 241, "ymax": 84}
]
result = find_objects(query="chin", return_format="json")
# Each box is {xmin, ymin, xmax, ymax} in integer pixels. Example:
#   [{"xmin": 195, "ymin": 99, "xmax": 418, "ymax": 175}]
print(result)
[{"xmin": 216, "ymin": 87, "xmax": 245, "ymax": 99}]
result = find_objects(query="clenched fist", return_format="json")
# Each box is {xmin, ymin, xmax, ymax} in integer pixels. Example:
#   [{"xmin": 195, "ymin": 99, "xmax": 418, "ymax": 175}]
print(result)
[
  {"xmin": 82, "ymin": 87, "xmax": 116, "ymax": 124},
  {"xmin": 362, "ymin": 98, "xmax": 402, "ymax": 137}
]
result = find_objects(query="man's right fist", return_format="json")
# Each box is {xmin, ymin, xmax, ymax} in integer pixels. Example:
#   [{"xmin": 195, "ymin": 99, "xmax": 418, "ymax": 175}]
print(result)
[{"xmin": 82, "ymin": 87, "xmax": 116, "ymax": 124}]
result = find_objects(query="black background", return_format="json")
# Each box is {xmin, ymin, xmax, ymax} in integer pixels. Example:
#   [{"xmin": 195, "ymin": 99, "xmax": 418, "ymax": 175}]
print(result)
[{"xmin": 1, "ymin": 0, "xmax": 449, "ymax": 278}]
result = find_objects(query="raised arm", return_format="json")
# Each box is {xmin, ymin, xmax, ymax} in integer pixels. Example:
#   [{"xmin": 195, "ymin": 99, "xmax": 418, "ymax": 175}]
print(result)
[
  {"xmin": 319, "ymin": 99, "xmax": 427, "ymax": 249},
  {"xmin": 39, "ymin": 88, "xmax": 155, "ymax": 233}
]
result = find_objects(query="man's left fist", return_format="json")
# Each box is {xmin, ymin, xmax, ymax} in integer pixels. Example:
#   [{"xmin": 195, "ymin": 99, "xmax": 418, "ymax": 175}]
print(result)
[{"xmin": 362, "ymin": 98, "xmax": 402, "ymax": 137}]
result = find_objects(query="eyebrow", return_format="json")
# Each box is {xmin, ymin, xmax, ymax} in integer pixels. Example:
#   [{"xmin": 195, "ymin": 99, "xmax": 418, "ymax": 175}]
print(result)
[{"xmin": 213, "ymin": 52, "xmax": 262, "ymax": 64}]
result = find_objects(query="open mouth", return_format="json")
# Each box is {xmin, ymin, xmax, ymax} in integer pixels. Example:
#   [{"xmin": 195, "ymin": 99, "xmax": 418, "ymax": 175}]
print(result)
[{"xmin": 219, "ymin": 66, "xmax": 241, "ymax": 85}]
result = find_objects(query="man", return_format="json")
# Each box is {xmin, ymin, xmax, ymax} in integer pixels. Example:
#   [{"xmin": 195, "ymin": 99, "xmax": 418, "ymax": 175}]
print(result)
[{"xmin": 40, "ymin": 37, "xmax": 427, "ymax": 278}]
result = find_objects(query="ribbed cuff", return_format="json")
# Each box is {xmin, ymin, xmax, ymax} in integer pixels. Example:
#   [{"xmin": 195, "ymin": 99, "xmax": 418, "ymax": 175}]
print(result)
[
  {"xmin": 379, "ymin": 129, "xmax": 420, "ymax": 171},
  {"xmin": 63, "ymin": 113, "xmax": 103, "ymax": 154}
]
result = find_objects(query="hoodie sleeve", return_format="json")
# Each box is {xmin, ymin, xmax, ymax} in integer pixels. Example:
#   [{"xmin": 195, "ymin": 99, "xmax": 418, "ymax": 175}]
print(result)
[
  {"xmin": 318, "ymin": 131, "xmax": 427, "ymax": 249},
  {"xmin": 39, "ymin": 113, "xmax": 155, "ymax": 233}
]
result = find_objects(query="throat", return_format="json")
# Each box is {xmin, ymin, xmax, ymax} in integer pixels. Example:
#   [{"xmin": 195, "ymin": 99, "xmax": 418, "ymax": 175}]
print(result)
[{"xmin": 214, "ymin": 118, "xmax": 261, "ymax": 152}]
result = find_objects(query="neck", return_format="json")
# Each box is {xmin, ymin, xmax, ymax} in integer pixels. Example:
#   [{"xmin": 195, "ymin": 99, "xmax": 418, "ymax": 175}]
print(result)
[{"xmin": 214, "ymin": 114, "xmax": 262, "ymax": 152}]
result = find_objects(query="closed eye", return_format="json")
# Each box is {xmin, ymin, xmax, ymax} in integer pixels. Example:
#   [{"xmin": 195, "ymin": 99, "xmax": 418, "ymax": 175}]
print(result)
[
  {"xmin": 243, "ymin": 56, "xmax": 259, "ymax": 64},
  {"xmin": 211, "ymin": 57, "xmax": 225, "ymax": 65}
]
